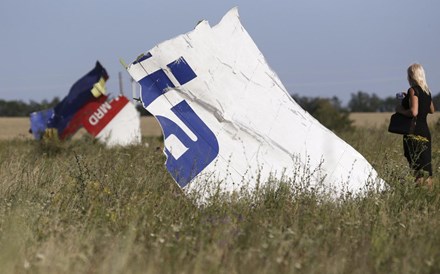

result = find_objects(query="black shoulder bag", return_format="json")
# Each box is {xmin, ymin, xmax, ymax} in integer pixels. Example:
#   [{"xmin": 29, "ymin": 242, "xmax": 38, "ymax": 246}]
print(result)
[{"xmin": 388, "ymin": 112, "xmax": 416, "ymax": 135}]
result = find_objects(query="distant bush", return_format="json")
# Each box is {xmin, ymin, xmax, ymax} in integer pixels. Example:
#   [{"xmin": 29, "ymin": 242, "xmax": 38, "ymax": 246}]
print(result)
[
  {"xmin": 135, "ymin": 102, "xmax": 152, "ymax": 116},
  {"xmin": 292, "ymin": 95, "xmax": 353, "ymax": 133}
]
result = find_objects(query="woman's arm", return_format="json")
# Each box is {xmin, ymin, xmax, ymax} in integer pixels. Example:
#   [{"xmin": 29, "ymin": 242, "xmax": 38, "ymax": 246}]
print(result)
[
  {"xmin": 396, "ymin": 88, "xmax": 418, "ymax": 117},
  {"xmin": 429, "ymin": 101, "xmax": 435, "ymax": 114}
]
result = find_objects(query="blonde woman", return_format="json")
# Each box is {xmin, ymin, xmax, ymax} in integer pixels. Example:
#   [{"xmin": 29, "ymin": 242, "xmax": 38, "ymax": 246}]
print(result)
[{"xmin": 396, "ymin": 63, "xmax": 435, "ymax": 187}]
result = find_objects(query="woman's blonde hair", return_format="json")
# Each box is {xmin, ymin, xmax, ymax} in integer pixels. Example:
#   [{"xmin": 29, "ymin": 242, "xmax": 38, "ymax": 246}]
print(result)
[{"xmin": 407, "ymin": 63, "xmax": 430, "ymax": 94}]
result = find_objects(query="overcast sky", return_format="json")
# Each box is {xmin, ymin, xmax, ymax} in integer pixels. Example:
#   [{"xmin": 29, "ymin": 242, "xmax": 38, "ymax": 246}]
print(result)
[{"xmin": 1, "ymin": 0, "xmax": 439, "ymax": 105}]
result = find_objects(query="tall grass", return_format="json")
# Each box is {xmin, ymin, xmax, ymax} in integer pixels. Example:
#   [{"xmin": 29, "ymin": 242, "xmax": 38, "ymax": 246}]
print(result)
[{"xmin": 1, "ymin": 127, "xmax": 440, "ymax": 274}]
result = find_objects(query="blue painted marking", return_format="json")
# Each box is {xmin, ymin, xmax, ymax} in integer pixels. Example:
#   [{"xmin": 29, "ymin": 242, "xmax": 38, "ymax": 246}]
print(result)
[
  {"xmin": 167, "ymin": 57, "xmax": 197, "ymax": 85},
  {"xmin": 138, "ymin": 56, "xmax": 219, "ymax": 187},
  {"xmin": 157, "ymin": 100, "xmax": 219, "ymax": 187},
  {"xmin": 139, "ymin": 69, "xmax": 175, "ymax": 106},
  {"xmin": 133, "ymin": 52, "xmax": 152, "ymax": 64}
]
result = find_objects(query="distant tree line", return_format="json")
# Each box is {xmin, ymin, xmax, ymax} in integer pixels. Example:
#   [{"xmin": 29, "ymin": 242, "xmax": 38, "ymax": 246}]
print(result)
[
  {"xmin": 1, "ymin": 90, "xmax": 439, "ymax": 133},
  {"xmin": 0, "ymin": 97, "xmax": 152, "ymax": 117},
  {"xmin": 0, "ymin": 98, "xmax": 60, "ymax": 117},
  {"xmin": 292, "ymin": 90, "xmax": 440, "ymax": 133},
  {"xmin": 348, "ymin": 90, "xmax": 440, "ymax": 112}
]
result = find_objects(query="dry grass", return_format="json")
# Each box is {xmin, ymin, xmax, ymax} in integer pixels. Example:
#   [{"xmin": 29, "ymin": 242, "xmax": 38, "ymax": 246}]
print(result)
[
  {"xmin": 0, "ymin": 117, "xmax": 163, "ymax": 140},
  {"xmin": 0, "ymin": 117, "xmax": 32, "ymax": 140},
  {"xmin": 1, "ymin": 127, "xmax": 440, "ymax": 273}
]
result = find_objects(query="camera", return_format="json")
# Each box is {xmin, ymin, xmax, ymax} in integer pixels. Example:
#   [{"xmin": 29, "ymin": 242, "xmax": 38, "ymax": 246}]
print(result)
[{"xmin": 396, "ymin": 92, "xmax": 405, "ymax": 100}]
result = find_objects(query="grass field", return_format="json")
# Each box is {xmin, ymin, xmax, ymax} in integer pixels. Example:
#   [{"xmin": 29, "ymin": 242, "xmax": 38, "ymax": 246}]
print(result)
[
  {"xmin": 2, "ymin": 112, "xmax": 440, "ymax": 140},
  {"xmin": 349, "ymin": 112, "xmax": 440, "ymax": 128},
  {"xmin": 1, "ymin": 118, "xmax": 440, "ymax": 273}
]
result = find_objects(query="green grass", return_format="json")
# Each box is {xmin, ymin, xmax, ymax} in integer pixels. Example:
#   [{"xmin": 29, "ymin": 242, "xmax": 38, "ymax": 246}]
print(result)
[{"xmin": 1, "ymin": 128, "xmax": 440, "ymax": 274}]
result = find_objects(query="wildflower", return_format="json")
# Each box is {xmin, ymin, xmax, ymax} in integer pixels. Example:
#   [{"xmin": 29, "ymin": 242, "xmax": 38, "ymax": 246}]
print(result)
[{"xmin": 406, "ymin": 134, "xmax": 429, "ymax": 143}]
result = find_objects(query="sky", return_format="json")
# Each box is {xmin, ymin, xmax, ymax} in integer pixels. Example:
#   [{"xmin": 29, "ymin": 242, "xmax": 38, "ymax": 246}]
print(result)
[{"xmin": 1, "ymin": 0, "xmax": 439, "ymax": 105}]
